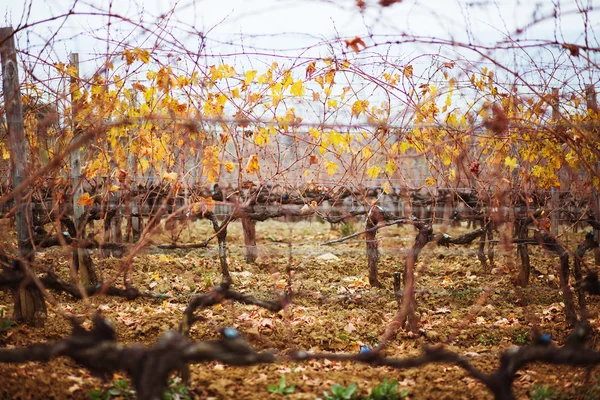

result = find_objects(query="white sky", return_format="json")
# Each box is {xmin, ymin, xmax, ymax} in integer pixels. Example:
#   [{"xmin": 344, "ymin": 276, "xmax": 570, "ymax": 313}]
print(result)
[{"xmin": 1, "ymin": 0, "xmax": 599, "ymax": 92}]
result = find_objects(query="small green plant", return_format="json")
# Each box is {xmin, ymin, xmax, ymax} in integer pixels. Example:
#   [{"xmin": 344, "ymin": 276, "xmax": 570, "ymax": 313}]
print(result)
[
  {"xmin": 582, "ymin": 377, "xmax": 600, "ymax": 400},
  {"xmin": 111, "ymin": 379, "xmax": 136, "ymax": 399},
  {"xmin": 530, "ymin": 384, "xmax": 557, "ymax": 400},
  {"xmin": 89, "ymin": 377, "xmax": 190, "ymax": 400},
  {"xmin": 87, "ymin": 378, "xmax": 135, "ymax": 400},
  {"xmin": 202, "ymin": 273, "xmax": 215, "ymax": 289},
  {"xmin": 451, "ymin": 288, "xmax": 475, "ymax": 303},
  {"xmin": 87, "ymin": 389, "xmax": 108, "ymax": 400},
  {"xmin": 0, "ymin": 305, "xmax": 13, "ymax": 338},
  {"xmin": 340, "ymin": 223, "xmax": 355, "ymax": 237},
  {"xmin": 323, "ymin": 383, "xmax": 358, "ymax": 400},
  {"xmin": 512, "ymin": 330, "xmax": 530, "ymax": 345},
  {"xmin": 477, "ymin": 333, "xmax": 499, "ymax": 346},
  {"xmin": 163, "ymin": 377, "xmax": 191, "ymax": 400},
  {"xmin": 268, "ymin": 376, "xmax": 296, "ymax": 395},
  {"xmin": 367, "ymin": 378, "xmax": 408, "ymax": 400}
]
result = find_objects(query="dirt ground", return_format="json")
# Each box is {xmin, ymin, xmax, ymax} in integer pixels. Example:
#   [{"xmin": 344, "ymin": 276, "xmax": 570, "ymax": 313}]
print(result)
[{"xmin": 0, "ymin": 218, "xmax": 599, "ymax": 399}]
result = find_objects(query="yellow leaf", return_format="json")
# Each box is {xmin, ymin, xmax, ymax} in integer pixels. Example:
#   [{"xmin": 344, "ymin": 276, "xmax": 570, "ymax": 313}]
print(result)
[
  {"xmin": 327, "ymin": 99, "xmax": 338, "ymax": 109},
  {"xmin": 76, "ymin": 192, "xmax": 94, "ymax": 206},
  {"xmin": 139, "ymin": 49, "xmax": 150, "ymax": 64},
  {"xmin": 66, "ymin": 65, "xmax": 78, "ymax": 78},
  {"xmin": 445, "ymin": 94, "xmax": 452, "ymax": 107},
  {"xmin": 328, "ymin": 130, "xmax": 343, "ymax": 147},
  {"xmin": 362, "ymin": 146, "xmax": 372, "ymax": 159},
  {"xmin": 404, "ymin": 65, "xmax": 413, "ymax": 78},
  {"xmin": 315, "ymin": 76, "xmax": 324, "ymax": 89},
  {"xmin": 449, "ymin": 168, "xmax": 456, "ymax": 181},
  {"xmin": 217, "ymin": 94, "xmax": 227, "ymax": 106},
  {"xmin": 504, "ymin": 156, "xmax": 518, "ymax": 172},
  {"xmin": 133, "ymin": 48, "xmax": 150, "ymax": 64},
  {"xmin": 122, "ymin": 50, "xmax": 134, "ymax": 65},
  {"xmin": 341, "ymin": 86, "xmax": 351, "ymax": 101},
  {"xmin": 325, "ymin": 161, "xmax": 338, "ymax": 176},
  {"xmin": 139, "ymin": 158, "xmax": 150, "ymax": 174},
  {"xmin": 290, "ymin": 80, "xmax": 305, "ymax": 97},
  {"xmin": 231, "ymin": 88, "xmax": 240, "ymax": 99},
  {"xmin": 385, "ymin": 159, "xmax": 397, "ymax": 174},
  {"xmin": 193, "ymin": 197, "xmax": 215, "ymax": 215},
  {"xmin": 382, "ymin": 182, "xmax": 391, "ymax": 194},
  {"xmin": 399, "ymin": 141, "xmax": 410, "ymax": 154},
  {"xmin": 163, "ymin": 171, "xmax": 178, "ymax": 183},
  {"xmin": 225, "ymin": 161, "xmax": 234, "ymax": 173},
  {"xmin": 246, "ymin": 154, "xmax": 260, "ymax": 174},
  {"xmin": 109, "ymin": 185, "xmax": 120, "ymax": 192},
  {"xmin": 351, "ymin": 100, "xmax": 369, "ymax": 117},
  {"xmin": 245, "ymin": 70, "xmax": 257, "ymax": 85},
  {"xmin": 282, "ymin": 70, "xmax": 293, "ymax": 90},
  {"xmin": 221, "ymin": 64, "xmax": 236, "ymax": 78},
  {"xmin": 309, "ymin": 128, "xmax": 321, "ymax": 140},
  {"xmin": 203, "ymin": 146, "xmax": 220, "ymax": 183},
  {"xmin": 366, "ymin": 165, "xmax": 381, "ymax": 178},
  {"xmin": 325, "ymin": 69, "xmax": 336, "ymax": 86},
  {"xmin": 254, "ymin": 127, "xmax": 270, "ymax": 147},
  {"xmin": 425, "ymin": 177, "xmax": 436, "ymax": 186}
]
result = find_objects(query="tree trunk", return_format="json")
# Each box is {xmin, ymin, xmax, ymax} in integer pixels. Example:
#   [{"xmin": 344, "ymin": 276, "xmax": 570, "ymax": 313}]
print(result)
[
  {"xmin": 241, "ymin": 212, "xmax": 258, "ymax": 263},
  {"xmin": 535, "ymin": 230, "xmax": 577, "ymax": 325},
  {"xmin": 12, "ymin": 279, "xmax": 46, "ymax": 327},
  {"xmin": 401, "ymin": 223, "xmax": 432, "ymax": 332},
  {"xmin": 366, "ymin": 206, "xmax": 383, "ymax": 288},
  {"xmin": 477, "ymin": 218, "xmax": 488, "ymax": 270},
  {"xmin": 574, "ymin": 233, "xmax": 598, "ymax": 316},
  {"xmin": 486, "ymin": 224, "xmax": 495, "ymax": 266},
  {"xmin": 516, "ymin": 218, "xmax": 531, "ymax": 287}
]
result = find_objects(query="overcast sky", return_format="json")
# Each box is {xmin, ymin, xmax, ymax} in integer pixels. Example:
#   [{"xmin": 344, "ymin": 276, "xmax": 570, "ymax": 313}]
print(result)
[{"xmin": 1, "ymin": 0, "xmax": 599, "ymax": 90}]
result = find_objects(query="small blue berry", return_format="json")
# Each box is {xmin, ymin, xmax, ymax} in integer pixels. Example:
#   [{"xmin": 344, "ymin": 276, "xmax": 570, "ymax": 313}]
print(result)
[
  {"xmin": 539, "ymin": 333, "xmax": 552, "ymax": 344},
  {"xmin": 359, "ymin": 345, "xmax": 370, "ymax": 354},
  {"xmin": 223, "ymin": 327, "xmax": 239, "ymax": 339}
]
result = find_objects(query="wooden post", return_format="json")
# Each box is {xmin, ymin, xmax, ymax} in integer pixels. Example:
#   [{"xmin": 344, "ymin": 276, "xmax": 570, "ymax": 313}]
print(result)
[
  {"xmin": 551, "ymin": 88, "xmax": 561, "ymax": 121},
  {"xmin": 365, "ymin": 206, "xmax": 382, "ymax": 288},
  {"xmin": 129, "ymin": 89, "xmax": 141, "ymax": 242},
  {"xmin": 551, "ymin": 88, "xmax": 560, "ymax": 236},
  {"xmin": 70, "ymin": 53, "xmax": 96, "ymax": 284},
  {"xmin": 241, "ymin": 213, "xmax": 258, "ymax": 263},
  {"xmin": 587, "ymin": 85, "xmax": 600, "ymax": 265},
  {"xmin": 1, "ymin": 27, "xmax": 46, "ymax": 324},
  {"xmin": 516, "ymin": 214, "xmax": 531, "ymax": 287}
]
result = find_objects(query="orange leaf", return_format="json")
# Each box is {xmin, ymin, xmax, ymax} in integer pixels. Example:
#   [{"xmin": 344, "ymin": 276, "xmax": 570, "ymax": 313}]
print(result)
[
  {"xmin": 76, "ymin": 192, "xmax": 94, "ymax": 206},
  {"xmin": 246, "ymin": 154, "xmax": 260, "ymax": 174},
  {"xmin": 305, "ymin": 61, "xmax": 317, "ymax": 80},
  {"xmin": 345, "ymin": 36, "xmax": 366, "ymax": 53}
]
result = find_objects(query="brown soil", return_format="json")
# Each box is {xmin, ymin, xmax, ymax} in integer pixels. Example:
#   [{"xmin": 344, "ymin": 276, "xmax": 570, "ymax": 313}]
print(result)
[{"xmin": 0, "ymin": 219, "xmax": 598, "ymax": 399}]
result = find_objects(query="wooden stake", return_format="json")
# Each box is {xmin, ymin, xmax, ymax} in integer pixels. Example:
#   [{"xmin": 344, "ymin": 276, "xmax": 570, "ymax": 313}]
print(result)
[
  {"xmin": 586, "ymin": 85, "xmax": 600, "ymax": 265},
  {"xmin": 70, "ymin": 53, "xmax": 96, "ymax": 284},
  {"xmin": 1, "ymin": 27, "xmax": 46, "ymax": 325}
]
